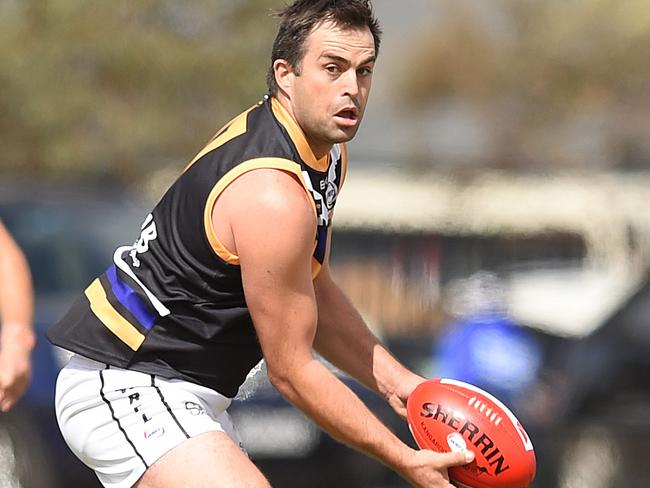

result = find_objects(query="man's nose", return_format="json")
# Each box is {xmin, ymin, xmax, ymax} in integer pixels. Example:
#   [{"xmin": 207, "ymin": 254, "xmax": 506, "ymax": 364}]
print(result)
[{"xmin": 341, "ymin": 69, "xmax": 359, "ymax": 98}]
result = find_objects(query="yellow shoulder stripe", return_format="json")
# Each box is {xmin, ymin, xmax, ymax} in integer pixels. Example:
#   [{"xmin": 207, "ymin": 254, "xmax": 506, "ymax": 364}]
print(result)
[
  {"xmin": 203, "ymin": 158, "xmax": 317, "ymax": 265},
  {"xmin": 184, "ymin": 104, "xmax": 257, "ymax": 172}
]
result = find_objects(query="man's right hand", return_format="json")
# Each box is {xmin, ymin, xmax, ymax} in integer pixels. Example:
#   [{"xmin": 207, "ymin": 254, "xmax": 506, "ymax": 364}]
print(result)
[{"xmin": 398, "ymin": 448, "xmax": 475, "ymax": 488}]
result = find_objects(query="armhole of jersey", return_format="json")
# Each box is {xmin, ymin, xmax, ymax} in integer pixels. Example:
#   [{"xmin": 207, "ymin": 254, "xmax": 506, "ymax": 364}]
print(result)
[
  {"xmin": 203, "ymin": 157, "xmax": 317, "ymax": 265},
  {"xmin": 339, "ymin": 143, "xmax": 348, "ymax": 190},
  {"xmin": 311, "ymin": 256, "xmax": 322, "ymax": 279}
]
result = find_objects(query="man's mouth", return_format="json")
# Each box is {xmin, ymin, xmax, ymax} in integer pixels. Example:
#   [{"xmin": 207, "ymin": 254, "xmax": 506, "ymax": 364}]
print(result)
[{"xmin": 334, "ymin": 108, "xmax": 359, "ymax": 126}]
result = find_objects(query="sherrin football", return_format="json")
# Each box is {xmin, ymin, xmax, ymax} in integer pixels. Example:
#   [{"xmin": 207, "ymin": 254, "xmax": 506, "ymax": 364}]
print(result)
[{"xmin": 406, "ymin": 378, "xmax": 536, "ymax": 488}]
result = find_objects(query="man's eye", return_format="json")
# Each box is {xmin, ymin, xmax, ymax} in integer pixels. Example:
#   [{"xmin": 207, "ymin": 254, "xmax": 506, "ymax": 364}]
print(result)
[
  {"xmin": 325, "ymin": 65, "xmax": 340, "ymax": 74},
  {"xmin": 358, "ymin": 67, "xmax": 373, "ymax": 76}
]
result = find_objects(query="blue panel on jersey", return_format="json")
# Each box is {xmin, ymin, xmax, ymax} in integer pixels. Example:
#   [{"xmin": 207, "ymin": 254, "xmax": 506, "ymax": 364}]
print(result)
[
  {"xmin": 314, "ymin": 225, "xmax": 328, "ymax": 262},
  {"xmin": 106, "ymin": 265, "xmax": 156, "ymax": 330}
]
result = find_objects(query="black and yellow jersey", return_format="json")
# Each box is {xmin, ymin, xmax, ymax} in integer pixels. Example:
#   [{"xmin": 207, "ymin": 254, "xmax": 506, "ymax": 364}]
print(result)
[{"xmin": 47, "ymin": 96, "xmax": 347, "ymax": 398}]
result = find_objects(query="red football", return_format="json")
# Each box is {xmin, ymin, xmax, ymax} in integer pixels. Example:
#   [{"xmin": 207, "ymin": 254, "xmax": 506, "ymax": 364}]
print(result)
[{"xmin": 406, "ymin": 378, "xmax": 536, "ymax": 488}]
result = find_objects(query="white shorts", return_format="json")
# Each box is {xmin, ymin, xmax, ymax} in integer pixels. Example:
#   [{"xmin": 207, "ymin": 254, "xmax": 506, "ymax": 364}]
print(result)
[{"xmin": 55, "ymin": 354, "xmax": 242, "ymax": 488}]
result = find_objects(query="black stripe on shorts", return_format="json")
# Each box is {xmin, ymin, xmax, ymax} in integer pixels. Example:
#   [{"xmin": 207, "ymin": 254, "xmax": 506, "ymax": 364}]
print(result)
[
  {"xmin": 151, "ymin": 375, "xmax": 190, "ymax": 439},
  {"xmin": 99, "ymin": 366, "xmax": 148, "ymax": 468}
]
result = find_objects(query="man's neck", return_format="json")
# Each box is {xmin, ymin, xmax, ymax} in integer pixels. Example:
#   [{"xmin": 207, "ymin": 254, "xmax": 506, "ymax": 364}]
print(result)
[{"xmin": 273, "ymin": 93, "xmax": 331, "ymax": 160}]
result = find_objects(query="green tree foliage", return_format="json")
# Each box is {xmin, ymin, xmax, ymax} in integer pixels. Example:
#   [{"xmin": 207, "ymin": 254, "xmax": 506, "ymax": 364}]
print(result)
[
  {"xmin": 398, "ymin": 0, "xmax": 650, "ymax": 170},
  {"xmin": 0, "ymin": 0, "xmax": 279, "ymax": 183}
]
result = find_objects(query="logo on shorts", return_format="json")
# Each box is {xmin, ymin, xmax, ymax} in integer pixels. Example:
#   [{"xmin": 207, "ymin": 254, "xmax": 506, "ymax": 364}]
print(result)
[
  {"xmin": 184, "ymin": 401, "xmax": 205, "ymax": 416},
  {"xmin": 144, "ymin": 425, "xmax": 165, "ymax": 440}
]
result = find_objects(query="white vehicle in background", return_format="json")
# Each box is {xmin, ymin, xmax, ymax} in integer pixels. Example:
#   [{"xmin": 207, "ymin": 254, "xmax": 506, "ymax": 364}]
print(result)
[{"xmin": 330, "ymin": 169, "xmax": 650, "ymax": 488}]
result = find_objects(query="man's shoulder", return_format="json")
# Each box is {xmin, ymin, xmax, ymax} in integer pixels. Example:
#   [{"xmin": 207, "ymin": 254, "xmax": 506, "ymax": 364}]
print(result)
[{"xmin": 227, "ymin": 168, "xmax": 313, "ymax": 219}]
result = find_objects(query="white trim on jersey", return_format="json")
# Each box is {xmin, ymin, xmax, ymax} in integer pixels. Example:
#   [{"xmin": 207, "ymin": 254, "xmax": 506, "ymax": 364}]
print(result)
[
  {"xmin": 113, "ymin": 245, "xmax": 171, "ymax": 317},
  {"xmin": 301, "ymin": 170, "xmax": 330, "ymax": 226}
]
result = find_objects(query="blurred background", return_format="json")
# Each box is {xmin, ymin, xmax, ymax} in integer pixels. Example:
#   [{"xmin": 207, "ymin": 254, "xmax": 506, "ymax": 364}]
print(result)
[{"xmin": 1, "ymin": 0, "xmax": 649, "ymax": 487}]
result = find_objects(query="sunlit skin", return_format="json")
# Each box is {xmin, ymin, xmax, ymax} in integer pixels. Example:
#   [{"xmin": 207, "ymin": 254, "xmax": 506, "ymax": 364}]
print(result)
[
  {"xmin": 273, "ymin": 21, "xmax": 376, "ymax": 159},
  {"xmin": 207, "ymin": 20, "xmax": 475, "ymax": 488}
]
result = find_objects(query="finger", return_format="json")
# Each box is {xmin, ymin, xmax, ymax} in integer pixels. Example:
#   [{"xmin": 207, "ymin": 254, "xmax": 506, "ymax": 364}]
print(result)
[
  {"xmin": 388, "ymin": 396, "xmax": 408, "ymax": 420},
  {"xmin": 1, "ymin": 387, "xmax": 19, "ymax": 411},
  {"xmin": 437, "ymin": 449, "xmax": 475, "ymax": 468},
  {"xmin": 0, "ymin": 396, "xmax": 11, "ymax": 412}
]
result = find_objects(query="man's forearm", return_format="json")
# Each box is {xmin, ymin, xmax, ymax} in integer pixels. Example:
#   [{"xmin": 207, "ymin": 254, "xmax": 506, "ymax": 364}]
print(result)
[
  {"xmin": 313, "ymin": 272, "xmax": 411, "ymax": 400},
  {"xmin": 0, "ymin": 227, "xmax": 34, "ymax": 329},
  {"xmin": 269, "ymin": 356, "xmax": 410, "ymax": 470},
  {"xmin": 0, "ymin": 322, "xmax": 35, "ymax": 355},
  {"xmin": 0, "ymin": 255, "xmax": 34, "ymax": 355}
]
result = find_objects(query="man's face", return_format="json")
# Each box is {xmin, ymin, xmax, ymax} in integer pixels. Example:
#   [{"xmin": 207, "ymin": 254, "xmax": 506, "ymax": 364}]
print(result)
[{"xmin": 290, "ymin": 21, "xmax": 376, "ymax": 157}]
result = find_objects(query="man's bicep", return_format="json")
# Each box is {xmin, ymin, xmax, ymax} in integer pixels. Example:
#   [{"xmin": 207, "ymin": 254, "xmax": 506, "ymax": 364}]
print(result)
[{"xmin": 225, "ymin": 170, "xmax": 318, "ymax": 370}]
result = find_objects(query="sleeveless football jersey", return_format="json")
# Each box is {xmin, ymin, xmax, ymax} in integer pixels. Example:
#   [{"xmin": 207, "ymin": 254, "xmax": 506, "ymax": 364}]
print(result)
[{"xmin": 47, "ymin": 96, "xmax": 347, "ymax": 398}]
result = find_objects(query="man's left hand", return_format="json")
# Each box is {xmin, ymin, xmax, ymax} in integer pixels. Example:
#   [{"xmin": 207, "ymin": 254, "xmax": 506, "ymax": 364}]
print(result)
[{"xmin": 388, "ymin": 372, "xmax": 426, "ymax": 420}]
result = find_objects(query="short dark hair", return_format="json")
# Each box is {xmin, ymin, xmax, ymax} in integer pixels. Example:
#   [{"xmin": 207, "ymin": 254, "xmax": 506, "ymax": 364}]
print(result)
[{"xmin": 266, "ymin": 0, "xmax": 382, "ymax": 95}]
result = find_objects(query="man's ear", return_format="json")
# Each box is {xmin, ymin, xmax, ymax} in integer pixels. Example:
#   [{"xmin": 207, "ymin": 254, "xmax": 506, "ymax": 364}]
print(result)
[{"xmin": 273, "ymin": 59, "xmax": 295, "ymax": 96}]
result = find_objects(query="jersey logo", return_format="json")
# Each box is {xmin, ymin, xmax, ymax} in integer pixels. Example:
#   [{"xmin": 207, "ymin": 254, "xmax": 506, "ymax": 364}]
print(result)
[
  {"xmin": 325, "ymin": 181, "xmax": 338, "ymax": 210},
  {"xmin": 129, "ymin": 214, "xmax": 157, "ymax": 267},
  {"xmin": 113, "ymin": 214, "xmax": 170, "ymax": 318}
]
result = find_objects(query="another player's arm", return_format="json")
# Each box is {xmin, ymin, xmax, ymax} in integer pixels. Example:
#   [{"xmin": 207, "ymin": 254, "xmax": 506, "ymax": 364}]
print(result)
[
  {"xmin": 0, "ymin": 220, "xmax": 35, "ymax": 412},
  {"xmin": 312, "ymin": 229, "xmax": 423, "ymax": 419}
]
